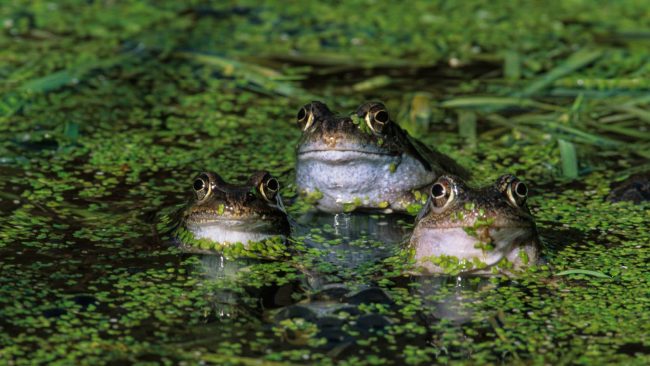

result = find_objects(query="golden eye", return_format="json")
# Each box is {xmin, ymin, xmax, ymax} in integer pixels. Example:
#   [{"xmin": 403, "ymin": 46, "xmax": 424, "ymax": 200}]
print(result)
[
  {"xmin": 297, "ymin": 104, "xmax": 315, "ymax": 131},
  {"xmin": 430, "ymin": 177, "xmax": 454, "ymax": 209},
  {"xmin": 193, "ymin": 173, "xmax": 211, "ymax": 202},
  {"xmin": 498, "ymin": 174, "xmax": 528, "ymax": 207},
  {"xmin": 259, "ymin": 177, "xmax": 280, "ymax": 202},
  {"xmin": 507, "ymin": 179, "xmax": 528, "ymax": 207},
  {"xmin": 364, "ymin": 104, "xmax": 390, "ymax": 134}
]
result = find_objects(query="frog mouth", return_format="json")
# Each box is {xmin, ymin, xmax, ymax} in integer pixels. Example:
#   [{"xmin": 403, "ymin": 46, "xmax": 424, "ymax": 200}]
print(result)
[
  {"xmin": 298, "ymin": 139, "xmax": 395, "ymax": 157},
  {"xmin": 186, "ymin": 219, "xmax": 286, "ymax": 244},
  {"xmin": 187, "ymin": 217, "xmax": 279, "ymax": 231},
  {"xmin": 411, "ymin": 226, "xmax": 538, "ymax": 271},
  {"xmin": 298, "ymin": 149, "xmax": 396, "ymax": 165},
  {"xmin": 298, "ymin": 147, "xmax": 394, "ymax": 156}
]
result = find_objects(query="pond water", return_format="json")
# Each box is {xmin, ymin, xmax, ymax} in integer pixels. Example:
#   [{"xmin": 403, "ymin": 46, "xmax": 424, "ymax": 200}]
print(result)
[
  {"xmin": 1, "ymin": 1, "xmax": 649, "ymax": 365},
  {"xmin": 1, "ymin": 110, "xmax": 647, "ymax": 364}
]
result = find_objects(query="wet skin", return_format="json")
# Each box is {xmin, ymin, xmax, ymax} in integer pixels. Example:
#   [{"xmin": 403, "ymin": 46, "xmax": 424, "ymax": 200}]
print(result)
[
  {"xmin": 182, "ymin": 171, "xmax": 290, "ymax": 246},
  {"xmin": 295, "ymin": 101, "xmax": 469, "ymax": 213},
  {"xmin": 410, "ymin": 174, "xmax": 540, "ymax": 275}
]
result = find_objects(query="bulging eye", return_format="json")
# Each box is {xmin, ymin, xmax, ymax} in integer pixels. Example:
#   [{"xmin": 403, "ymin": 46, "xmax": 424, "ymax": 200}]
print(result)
[
  {"xmin": 509, "ymin": 180, "xmax": 528, "ymax": 206},
  {"xmin": 364, "ymin": 104, "xmax": 390, "ymax": 134},
  {"xmin": 193, "ymin": 173, "xmax": 211, "ymax": 202},
  {"xmin": 297, "ymin": 104, "xmax": 315, "ymax": 131},
  {"xmin": 500, "ymin": 175, "xmax": 528, "ymax": 207},
  {"xmin": 259, "ymin": 176, "xmax": 280, "ymax": 202},
  {"xmin": 430, "ymin": 177, "xmax": 454, "ymax": 209}
]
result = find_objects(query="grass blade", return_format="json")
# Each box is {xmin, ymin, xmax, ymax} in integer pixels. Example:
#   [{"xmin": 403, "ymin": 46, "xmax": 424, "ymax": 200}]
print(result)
[
  {"xmin": 458, "ymin": 110, "xmax": 477, "ymax": 148},
  {"xmin": 503, "ymin": 50, "xmax": 521, "ymax": 80},
  {"xmin": 555, "ymin": 269, "xmax": 610, "ymax": 278},
  {"xmin": 440, "ymin": 97, "xmax": 563, "ymax": 111},
  {"xmin": 542, "ymin": 121, "xmax": 622, "ymax": 147},
  {"xmin": 558, "ymin": 139, "xmax": 578, "ymax": 178},
  {"xmin": 177, "ymin": 52, "xmax": 316, "ymax": 99},
  {"xmin": 519, "ymin": 49, "xmax": 603, "ymax": 97},
  {"xmin": 613, "ymin": 106, "xmax": 650, "ymax": 124},
  {"xmin": 19, "ymin": 53, "xmax": 134, "ymax": 93},
  {"xmin": 351, "ymin": 75, "xmax": 392, "ymax": 92},
  {"xmin": 590, "ymin": 121, "xmax": 650, "ymax": 139}
]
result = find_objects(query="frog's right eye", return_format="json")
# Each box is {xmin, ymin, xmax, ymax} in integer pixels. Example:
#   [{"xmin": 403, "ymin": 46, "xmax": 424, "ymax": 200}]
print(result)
[
  {"xmin": 259, "ymin": 176, "xmax": 280, "ymax": 202},
  {"xmin": 193, "ymin": 173, "xmax": 211, "ymax": 201},
  {"xmin": 430, "ymin": 177, "xmax": 454, "ymax": 210},
  {"xmin": 365, "ymin": 105, "xmax": 390, "ymax": 134},
  {"xmin": 297, "ymin": 104, "xmax": 315, "ymax": 131}
]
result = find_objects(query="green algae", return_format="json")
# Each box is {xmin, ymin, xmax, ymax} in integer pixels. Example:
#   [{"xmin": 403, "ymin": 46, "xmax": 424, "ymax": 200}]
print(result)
[{"xmin": 0, "ymin": 1, "xmax": 649, "ymax": 365}]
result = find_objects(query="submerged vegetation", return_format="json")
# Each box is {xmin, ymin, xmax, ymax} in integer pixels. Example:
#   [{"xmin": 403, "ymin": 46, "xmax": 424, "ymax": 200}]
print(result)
[{"xmin": 0, "ymin": 1, "xmax": 648, "ymax": 365}]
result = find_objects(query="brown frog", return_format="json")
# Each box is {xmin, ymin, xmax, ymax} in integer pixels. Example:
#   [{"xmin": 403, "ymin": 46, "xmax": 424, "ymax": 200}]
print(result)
[
  {"xmin": 410, "ymin": 174, "xmax": 540, "ymax": 275},
  {"xmin": 181, "ymin": 171, "xmax": 290, "ymax": 246},
  {"xmin": 295, "ymin": 101, "xmax": 469, "ymax": 213}
]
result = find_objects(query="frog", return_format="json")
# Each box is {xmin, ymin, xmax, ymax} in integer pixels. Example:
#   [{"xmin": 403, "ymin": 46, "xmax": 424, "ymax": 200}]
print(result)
[
  {"xmin": 179, "ymin": 171, "xmax": 291, "ymax": 250},
  {"xmin": 409, "ymin": 174, "xmax": 540, "ymax": 275},
  {"xmin": 294, "ymin": 101, "xmax": 469, "ymax": 213},
  {"xmin": 607, "ymin": 171, "xmax": 650, "ymax": 203}
]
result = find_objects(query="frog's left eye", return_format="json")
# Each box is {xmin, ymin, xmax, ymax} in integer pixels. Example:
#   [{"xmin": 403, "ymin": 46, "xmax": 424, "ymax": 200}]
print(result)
[
  {"xmin": 364, "ymin": 104, "xmax": 390, "ymax": 134},
  {"xmin": 193, "ymin": 173, "xmax": 212, "ymax": 202},
  {"xmin": 501, "ymin": 175, "xmax": 528, "ymax": 207},
  {"xmin": 259, "ymin": 176, "xmax": 280, "ymax": 202},
  {"xmin": 430, "ymin": 176, "xmax": 455, "ymax": 210},
  {"xmin": 297, "ymin": 104, "xmax": 315, "ymax": 131}
]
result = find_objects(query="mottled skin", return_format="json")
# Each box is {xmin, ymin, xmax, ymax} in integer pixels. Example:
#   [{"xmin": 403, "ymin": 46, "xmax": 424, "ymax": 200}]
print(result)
[
  {"xmin": 410, "ymin": 174, "xmax": 540, "ymax": 275},
  {"xmin": 295, "ymin": 101, "xmax": 469, "ymax": 213},
  {"xmin": 183, "ymin": 171, "xmax": 290, "ymax": 245}
]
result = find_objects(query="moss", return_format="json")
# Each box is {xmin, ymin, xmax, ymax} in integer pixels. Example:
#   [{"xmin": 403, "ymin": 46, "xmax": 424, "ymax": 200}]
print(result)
[
  {"xmin": 302, "ymin": 189, "xmax": 324, "ymax": 205},
  {"xmin": 0, "ymin": 1, "xmax": 648, "ymax": 365},
  {"xmin": 343, "ymin": 197, "xmax": 364, "ymax": 213}
]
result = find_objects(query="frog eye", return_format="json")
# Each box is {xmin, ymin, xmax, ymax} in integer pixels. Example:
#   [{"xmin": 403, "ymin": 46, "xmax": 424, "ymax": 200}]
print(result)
[
  {"xmin": 297, "ymin": 104, "xmax": 315, "ymax": 131},
  {"xmin": 364, "ymin": 105, "xmax": 390, "ymax": 134},
  {"xmin": 259, "ymin": 176, "xmax": 280, "ymax": 202},
  {"xmin": 430, "ymin": 177, "xmax": 454, "ymax": 209},
  {"xmin": 193, "ymin": 173, "xmax": 211, "ymax": 202},
  {"xmin": 499, "ymin": 175, "xmax": 528, "ymax": 207},
  {"xmin": 507, "ymin": 180, "xmax": 528, "ymax": 207}
]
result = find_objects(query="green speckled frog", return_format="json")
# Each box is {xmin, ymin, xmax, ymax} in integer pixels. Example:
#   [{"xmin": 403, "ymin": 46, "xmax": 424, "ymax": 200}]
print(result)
[
  {"xmin": 295, "ymin": 101, "xmax": 469, "ymax": 214},
  {"xmin": 179, "ymin": 171, "xmax": 290, "ymax": 249},
  {"xmin": 410, "ymin": 174, "xmax": 540, "ymax": 275}
]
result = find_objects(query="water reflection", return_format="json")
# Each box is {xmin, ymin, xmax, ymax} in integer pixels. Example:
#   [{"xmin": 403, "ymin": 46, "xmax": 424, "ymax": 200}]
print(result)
[
  {"xmin": 267, "ymin": 211, "xmax": 408, "ymax": 352},
  {"xmin": 194, "ymin": 254, "xmax": 299, "ymax": 320},
  {"xmin": 179, "ymin": 209, "xmax": 499, "ymax": 359},
  {"xmin": 410, "ymin": 275, "xmax": 492, "ymax": 325},
  {"xmin": 292, "ymin": 211, "xmax": 410, "ymax": 287}
]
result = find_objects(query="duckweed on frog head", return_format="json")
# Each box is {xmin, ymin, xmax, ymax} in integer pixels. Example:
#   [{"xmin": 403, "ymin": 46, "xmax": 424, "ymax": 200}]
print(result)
[
  {"xmin": 410, "ymin": 174, "xmax": 539, "ymax": 275},
  {"xmin": 295, "ymin": 101, "xmax": 469, "ymax": 213},
  {"xmin": 181, "ymin": 171, "xmax": 290, "ymax": 248}
]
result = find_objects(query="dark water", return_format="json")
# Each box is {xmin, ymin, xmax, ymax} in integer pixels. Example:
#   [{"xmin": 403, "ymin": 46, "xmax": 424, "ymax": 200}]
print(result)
[
  {"xmin": 1, "ymin": 1, "xmax": 649, "ymax": 364},
  {"xmin": 0, "ymin": 125, "xmax": 648, "ymax": 365}
]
